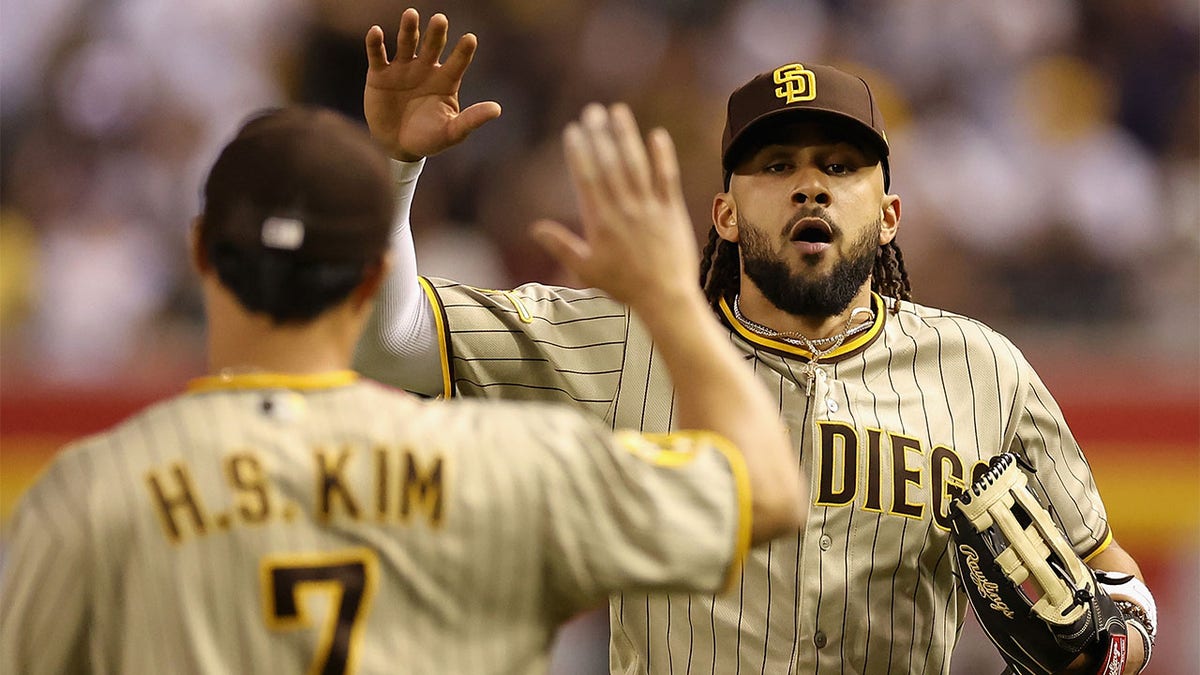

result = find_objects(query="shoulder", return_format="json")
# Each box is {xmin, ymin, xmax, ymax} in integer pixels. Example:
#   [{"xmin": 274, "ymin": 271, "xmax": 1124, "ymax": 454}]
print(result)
[
  {"xmin": 424, "ymin": 276, "xmax": 626, "ymax": 314},
  {"xmin": 425, "ymin": 397, "xmax": 613, "ymax": 461},
  {"xmin": 426, "ymin": 396, "xmax": 604, "ymax": 436},
  {"xmin": 885, "ymin": 297, "xmax": 1027, "ymax": 358},
  {"xmin": 10, "ymin": 395, "xmax": 177, "ymax": 530},
  {"xmin": 49, "ymin": 394, "xmax": 188, "ymax": 467}
]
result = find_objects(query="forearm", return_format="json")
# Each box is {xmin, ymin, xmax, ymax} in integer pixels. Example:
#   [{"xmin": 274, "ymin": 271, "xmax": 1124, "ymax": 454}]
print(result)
[
  {"xmin": 544, "ymin": 104, "xmax": 804, "ymax": 540},
  {"xmin": 633, "ymin": 290, "xmax": 807, "ymax": 541},
  {"xmin": 353, "ymin": 158, "xmax": 444, "ymax": 394}
]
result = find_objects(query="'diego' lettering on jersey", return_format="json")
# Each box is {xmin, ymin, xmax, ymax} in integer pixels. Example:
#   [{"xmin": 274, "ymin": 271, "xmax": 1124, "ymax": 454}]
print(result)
[{"xmin": 813, "ymin": 421, "xmax": 990, "ymax": 531}]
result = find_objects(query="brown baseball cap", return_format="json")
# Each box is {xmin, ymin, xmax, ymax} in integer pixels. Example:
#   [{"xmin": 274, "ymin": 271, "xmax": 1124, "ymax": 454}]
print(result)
[
  {"xmin": 200, "ymin": 107, "xmax": 395, "ymax": 264},
  {"xmin": 721, "ymin": 63, "xmax": 889, "ymax": 189}
]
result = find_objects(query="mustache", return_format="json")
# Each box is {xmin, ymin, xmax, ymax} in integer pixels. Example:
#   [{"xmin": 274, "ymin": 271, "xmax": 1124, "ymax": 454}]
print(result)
[{"xmin": 783, "ymin": 208, "xmax": 838, "ymax": 238}]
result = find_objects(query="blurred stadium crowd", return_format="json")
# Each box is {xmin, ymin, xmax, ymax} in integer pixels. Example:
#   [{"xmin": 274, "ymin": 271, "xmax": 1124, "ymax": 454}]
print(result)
[{"xmin": 1, "ymin": 0, "xmax": 1196, "ymax": 386}]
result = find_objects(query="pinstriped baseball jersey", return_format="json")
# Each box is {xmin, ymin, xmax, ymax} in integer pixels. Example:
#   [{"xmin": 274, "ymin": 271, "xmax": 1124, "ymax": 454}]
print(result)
[
  {"xmin": 0, "ymin": 371, "xmax": 752, "ymax": 675},
  {"xmin": 367, "ymin": 278, "xmax": 1113, "ymax": 675}
]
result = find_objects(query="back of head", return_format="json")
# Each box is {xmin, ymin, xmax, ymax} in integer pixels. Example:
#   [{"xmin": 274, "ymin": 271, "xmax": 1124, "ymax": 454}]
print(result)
[{"xmin": 199, "ymin": 107, "xmax": 395, "ymax": 324}]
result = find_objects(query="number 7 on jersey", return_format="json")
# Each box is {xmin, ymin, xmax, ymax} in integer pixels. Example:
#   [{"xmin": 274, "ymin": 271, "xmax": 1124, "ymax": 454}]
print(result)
[{"xmin": 260, "ymin": 548, "xmax": 380, "ymax": 675}]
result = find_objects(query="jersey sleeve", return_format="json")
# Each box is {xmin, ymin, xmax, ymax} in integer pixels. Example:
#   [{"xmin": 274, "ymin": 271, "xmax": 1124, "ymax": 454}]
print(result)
[
  {"xmin": 1005, "ymin": 357, "xmax": 1112, "ymax": 560},
  {"xmin": 352, "ymin": 158, "xmax": 446, "ymax": 396},
  {"xmin": 420, "ymin": 278, "xmax": 631, "ymax": 417},
  {"xmin": 533, "ymin": 409, "xmax": 752, "ymax": 613},
  {"xmin": 0, "ymin": 448, "xmax": 92, "ymax": 674}
]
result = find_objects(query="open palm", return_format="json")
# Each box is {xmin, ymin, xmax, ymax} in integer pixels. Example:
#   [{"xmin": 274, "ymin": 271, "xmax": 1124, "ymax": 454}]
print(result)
[{"xmin": 364, "ymin": 9, "xmax": 501, "ymax": 161}]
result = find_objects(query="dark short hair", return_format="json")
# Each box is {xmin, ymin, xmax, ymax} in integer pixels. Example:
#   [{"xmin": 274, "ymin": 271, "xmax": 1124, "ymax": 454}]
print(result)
[{"xmin": 199, "ymin": 107, "xmax": 395, "ymax": 324}]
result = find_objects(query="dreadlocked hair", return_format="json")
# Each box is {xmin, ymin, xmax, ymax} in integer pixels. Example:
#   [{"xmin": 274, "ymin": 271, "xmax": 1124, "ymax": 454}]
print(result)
[
  {"xmin": 699, "ymin": 227, "xmax": 741, "ymax": 311},
  {"xmin": 872, "ymin": 240, "xmax": 911, "ymax": 313}
]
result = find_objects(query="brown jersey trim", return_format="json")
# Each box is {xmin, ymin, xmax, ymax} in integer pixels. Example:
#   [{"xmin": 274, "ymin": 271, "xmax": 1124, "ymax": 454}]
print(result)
[
  {"xmin": 418, "ymin": 276, "xmax": 455, "ymax": 398},
  {"xmin": 717, "ymin": 293, "xmax": 886, "ymax": 361},
  {"xmin": 187, "ymin": 370, "xmax": 358, "ymax": 393}
]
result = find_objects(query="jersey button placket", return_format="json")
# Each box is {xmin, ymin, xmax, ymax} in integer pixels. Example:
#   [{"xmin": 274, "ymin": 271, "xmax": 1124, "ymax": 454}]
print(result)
[{"xmin": 815, "ymin": 369, "xmax": 839, "ymax": 415}]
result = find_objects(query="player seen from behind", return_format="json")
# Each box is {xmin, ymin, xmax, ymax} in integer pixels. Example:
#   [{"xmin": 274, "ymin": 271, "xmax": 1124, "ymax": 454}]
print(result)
[{"xmin": 0, "ymin": 48, "xmax": 808, "ymax": 675}]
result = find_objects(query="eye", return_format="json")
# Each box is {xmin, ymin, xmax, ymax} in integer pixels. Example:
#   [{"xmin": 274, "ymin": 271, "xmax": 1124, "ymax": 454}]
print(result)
[
  {"xmin": 764, "ymin": 161, "xmax": 792, "ymax": 174},
  {"xmin": 826, "ymin": 163, "xmax": 850, "ymax": 176}
]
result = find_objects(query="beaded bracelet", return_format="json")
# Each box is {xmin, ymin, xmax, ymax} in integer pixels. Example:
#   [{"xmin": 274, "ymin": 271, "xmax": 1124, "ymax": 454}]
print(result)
[{"xmin": 1114, "ymin": 599, "xmax": 1157, "ymax": 642}]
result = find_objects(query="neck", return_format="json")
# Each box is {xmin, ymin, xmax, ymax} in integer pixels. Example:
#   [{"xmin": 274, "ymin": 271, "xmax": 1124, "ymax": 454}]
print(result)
[
  {"xmin": 208, "ymin": 329, "xmax": 353, "ymax": 375},
  {"xmin": 204, "ymin": 286, "xmax": 361, "ymax": 376},
  {"xmin": 735, "ymin": 284, "xmax": 875, "ymax": 341}
]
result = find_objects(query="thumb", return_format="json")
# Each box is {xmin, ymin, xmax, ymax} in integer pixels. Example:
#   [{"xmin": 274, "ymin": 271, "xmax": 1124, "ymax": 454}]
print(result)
[
  {"xmin": 529, "ymin": 219, "xmax": 589, "ymax": 277},
  {"xmin": 449, "ymin": 101, "xmax": 503, "ymax": 142}
]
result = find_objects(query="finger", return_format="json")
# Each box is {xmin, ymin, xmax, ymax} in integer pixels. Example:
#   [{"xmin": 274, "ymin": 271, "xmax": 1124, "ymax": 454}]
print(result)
[
  {"xmin": 563, "ymin": 122, "xmax": 598, "ymax": 196},
  {"xmin": 448, "ymin": 101, "xmax": 503, "ymax": 142},
  {"xmin": 395, "ymin": 8, "xmax": 420, "ymax": 60},
  {"xmin": 365, "ymin": 25, "xmax": 389, "ymax": 71},
  {"xmin": 647, "ymin": 128, "xmax": 685, "ymax": 206},
  {"xmin": 579, "ymin": 104, "xmax": 630, "ymax": 202},
  {"xmin": 529, "ymin": 219, "xmax": 590, "ymax": 278},
  {"xmin": 419, "ymin": 13, "xmax": 450, "ymax": 65},
  {"xmin": 441, "ymin": 33, "xmax": 479, "ymax": 88},
  {"xmin": 562, "ymin": 120, "xmax": 608, "ymax": 217},
  {"xmin": 610, "ymin": 103, "xmax": 652, "ymax": 195}
]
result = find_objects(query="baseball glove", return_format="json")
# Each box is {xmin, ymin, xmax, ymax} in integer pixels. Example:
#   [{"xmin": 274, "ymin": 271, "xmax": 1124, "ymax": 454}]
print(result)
[{"xmin": 949, "ymin": 453, "xmax": 1128, "ymax": 675}]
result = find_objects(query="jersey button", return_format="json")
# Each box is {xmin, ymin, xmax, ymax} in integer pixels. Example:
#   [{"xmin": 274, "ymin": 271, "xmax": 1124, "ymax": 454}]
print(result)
[
  {"xmin": 813, "ymin": 631, "xmax": 827, "ymax": 648},
  {"xmin": 826, "ymin": 398, "xmax": 839, "ymax": 412},
  {"xmin": 819, "ymin": 534, "xmax": 832, "ymax": 550}
]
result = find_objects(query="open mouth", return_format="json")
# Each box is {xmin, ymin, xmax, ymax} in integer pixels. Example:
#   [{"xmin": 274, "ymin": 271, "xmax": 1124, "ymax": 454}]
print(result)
[{"xmin": 789, "ymin": 217, "xmax": 833, "ymax": 245}]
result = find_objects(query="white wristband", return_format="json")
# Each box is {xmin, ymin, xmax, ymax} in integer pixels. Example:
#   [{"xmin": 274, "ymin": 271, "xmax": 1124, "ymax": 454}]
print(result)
[
  {"xmin": 1096, "ymin": 573, "xmax": 1157, "ymax": 629},
  {"xmin": 1119, "ymin": 576, "xmax": 1157, "ymax": 628}
]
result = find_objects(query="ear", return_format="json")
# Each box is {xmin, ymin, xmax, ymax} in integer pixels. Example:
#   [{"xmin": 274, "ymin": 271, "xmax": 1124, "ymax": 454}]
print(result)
[
  {"xmin": 712, "ymin": 192, "xmax": 740, "ymax": 243},
  {"xmin": 189, "ymin": 217, "xmax": 211, "ymax": 275},
  {"xmin": 878, "ymin": 194, "xmax": 901, "ymax": 246}
]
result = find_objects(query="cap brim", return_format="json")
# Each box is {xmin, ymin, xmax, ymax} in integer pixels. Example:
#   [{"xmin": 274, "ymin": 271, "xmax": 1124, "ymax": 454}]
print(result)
[{"xmin": 722, "ymin": 107, "xmax": 889, "ymax": 171}]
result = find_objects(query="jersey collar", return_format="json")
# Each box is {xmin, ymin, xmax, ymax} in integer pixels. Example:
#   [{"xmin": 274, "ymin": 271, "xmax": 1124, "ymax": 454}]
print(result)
[
  {"xmin": 718, "ymin": 293, "xmax": 886, "ymax": 360},
  {"xmin": 187, "ymin": 370, "xmax": 359, "ymax": 393}
]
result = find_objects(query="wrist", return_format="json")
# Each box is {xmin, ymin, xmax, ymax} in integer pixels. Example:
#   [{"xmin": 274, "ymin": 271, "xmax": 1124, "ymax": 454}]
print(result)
[
  {"xmin": 1096, "ymin": 572, "xmax": 1157, "ymax": 674},
  {"xmin": 630, "ymin": 284, "xmax": 710, "ymax": 326},
  {"xmin": 1122, "ymin": 615, "xmax": 1153, "ymax": 674},
  {"xmin": 390, "ymin": 157, "xmax": 426, "ymax": 183}
]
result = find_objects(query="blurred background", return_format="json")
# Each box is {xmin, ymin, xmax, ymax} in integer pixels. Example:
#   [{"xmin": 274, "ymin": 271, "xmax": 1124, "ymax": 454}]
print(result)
[{"xmin": 1, "ymin": 0, "xmax": 1196, "ymax": 672}]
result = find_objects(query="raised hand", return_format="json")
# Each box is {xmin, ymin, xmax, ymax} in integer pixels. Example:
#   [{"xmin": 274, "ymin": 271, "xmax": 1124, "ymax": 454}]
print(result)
[
  {"xmin": 532, "ymin": 103, "xmax": 699, "ymax": 311},
  {"xmin": 364, "ymin": 8, "xmax": 502, "ymax": 161}
]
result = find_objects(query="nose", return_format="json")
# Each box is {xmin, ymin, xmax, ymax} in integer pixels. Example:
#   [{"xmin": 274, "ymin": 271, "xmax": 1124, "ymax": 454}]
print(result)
[{"xmin": 791, "ymin": 169, "xmax": 831, "ymax": 207}]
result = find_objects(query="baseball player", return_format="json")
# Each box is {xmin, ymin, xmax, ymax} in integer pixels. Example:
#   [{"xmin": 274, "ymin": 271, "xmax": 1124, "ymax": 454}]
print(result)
[
  {"xmin": 353, "ymin": 13, "xmax": 1157, "ymax": 675},
  {"xmin": 0, "ymin": 45, "xmax": 811, "ymax": 674}
]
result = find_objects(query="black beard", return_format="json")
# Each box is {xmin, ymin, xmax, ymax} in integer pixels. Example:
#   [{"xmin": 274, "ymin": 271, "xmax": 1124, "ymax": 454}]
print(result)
[{"xmin": 740, "ymin": 217, "xmax": 881, "ymax": 318}]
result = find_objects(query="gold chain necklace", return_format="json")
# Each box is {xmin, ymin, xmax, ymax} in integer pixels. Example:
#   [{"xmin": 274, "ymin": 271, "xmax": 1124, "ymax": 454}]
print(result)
[
  {"xmin": 731, "ymin": 294, "xmax": 875, "ymax": 396},
  {"xmin": 732, "ymin": 294, "xmax": 875, "ymax": 348}
]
